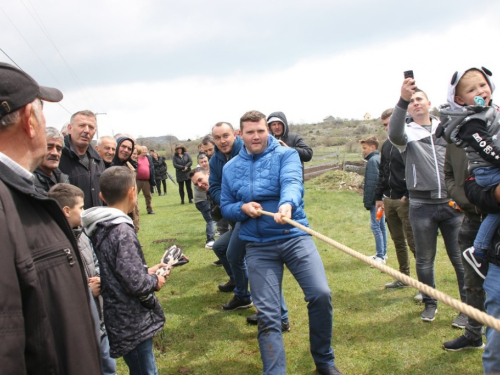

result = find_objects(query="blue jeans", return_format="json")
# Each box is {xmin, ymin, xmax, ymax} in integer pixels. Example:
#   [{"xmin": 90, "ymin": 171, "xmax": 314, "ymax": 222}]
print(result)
[
  {"xmin": 370, "ymin": 205, "xmax": 387, "ymax": 259},
  {"xmin": 409, "ymin": 201, "xmax": 465, "ymax": 305},
  {"xmin": 100, "ymin": 333, "xmax": 116, "ymax": 375},
  {"xmin": 195, "ymin": 200, "xmax": 216, "ymax": 242},
  {"xmin": 246, "ymin": 236, "xmax": 335, "ymax": 374},
  {"xmin": 123, "ymin": 338, "xmax": 158, "ymax": 375},
  {"xmin": 474, "ymin": 167, "xmax": 500, "ymax": 251},
  {"xmin": 212, "ymin": 225, "xmax": 289, "ymax": 319},
  {"xmin": 483, "ymin": 263, "xmax": 500, "ymax": 374},
  {"xmin": 212, "ymin": 224, "xmax": 250, "ymax": 301}
]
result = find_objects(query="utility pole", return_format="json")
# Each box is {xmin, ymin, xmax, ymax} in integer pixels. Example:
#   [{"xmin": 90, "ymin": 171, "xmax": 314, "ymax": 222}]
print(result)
[{"xmin": 94, "ymin": 112, "xmax": 107, "ymax": 139}]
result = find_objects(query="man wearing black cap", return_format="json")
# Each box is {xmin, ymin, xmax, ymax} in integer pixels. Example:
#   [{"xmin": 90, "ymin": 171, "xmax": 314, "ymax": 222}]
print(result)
[
  {"xmin": 0, "ymin": 62, "xmax": 101, "ymax": 374},
  {"xmin": 59, "ymin": 109, "xmax": 105, "ymax": 208}
]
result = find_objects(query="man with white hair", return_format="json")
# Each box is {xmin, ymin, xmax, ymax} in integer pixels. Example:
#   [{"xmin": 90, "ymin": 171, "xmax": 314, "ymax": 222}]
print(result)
[
  {"xmin": 0, "ymin": 62, "xmax": 101, "ymax": 374},
  {"xmin": 95, "ymin": 135, "xmax": 117, "ymax": 168},
  {"xmin": 33, "ymin": 126, "xmax": 69, "ymax": 194}
]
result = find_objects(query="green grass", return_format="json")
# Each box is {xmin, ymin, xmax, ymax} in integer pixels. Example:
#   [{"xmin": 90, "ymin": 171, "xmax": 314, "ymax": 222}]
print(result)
[{"xmin": 118, "ymin": 179, "xmax": 484, "ymax": 374}]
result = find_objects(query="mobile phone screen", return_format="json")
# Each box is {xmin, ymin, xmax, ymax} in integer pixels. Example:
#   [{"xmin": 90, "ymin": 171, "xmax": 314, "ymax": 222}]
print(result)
[{"xmin": 404, "ymin": 70, "xmax": 414, "ymax": 79}]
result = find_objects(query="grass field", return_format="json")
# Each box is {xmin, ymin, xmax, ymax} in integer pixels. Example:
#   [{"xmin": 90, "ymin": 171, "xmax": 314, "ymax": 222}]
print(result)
[{"xmin": 116, "ymin": 173, "xmax": 484, "ymax": 374}]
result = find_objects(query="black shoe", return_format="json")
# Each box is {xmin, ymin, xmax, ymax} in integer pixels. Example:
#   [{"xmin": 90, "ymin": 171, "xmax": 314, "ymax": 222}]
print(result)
[
  {"xmin": 189, "ymin": 199, "xmax": 193, "ymax": 204},
  {"xmin": 212, "ymin": 259, "xmax": 222, "ymax": 267},
  {"xmin": 451, "ymin": 312, "xmax": 468, "ymax": 329},
  {"xmin": 316, "ymin": 365, "xmax": 343, "ymax": 375},
  {"xmin": 222, "ymin": 295, "xmax": 253, "ymax": 311},
  {"xmin": 158, "ymin": 193, "xmax": 162, "ymax": 196},
  {"xmin": 282, "ymin": 321, "xmax": 291, "ymax": 332},
  {"xmin": 247, "ymin": 314, "xmax": 258, "ymax": 325},
  {"xmin": 442, "ymin": 334, "xmax": 484, "ymax": 351},
  {"xmin": 147, "ymin": 210, "xmax": 155, "ymax": 214},
  {"xmin": 421, "ymin": 304, "xmax": 438, "ymax": 322},
  {"xmin": 218, "ymin": 280, "xmax": 235, "ymax": 293},
  {"xmin": 463, "ymin": 247, "xmax": 488, "ymax": 279}
]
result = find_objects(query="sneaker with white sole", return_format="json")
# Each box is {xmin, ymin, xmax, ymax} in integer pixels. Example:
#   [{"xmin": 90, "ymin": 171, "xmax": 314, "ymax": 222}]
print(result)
[
  {"xmin": 451, "ymin": 312, "xmax": 468, "ymax": 329},
  {"xmin": 463, "ymin": 247, "xmax": 488, "ymax": 279},
  {"xmin": 222, "ymin": 296, "xmax": 253, "ymax": 311},
  {"xmin": 384, "ymin": 280, "xmax": 410, "ymax": 289},
  {"xmin": 370, "ymin": 255, "xmax": 386, "ymax": 268},
  {"xmin": 414, "ymin": 292, "xmax": 423, "ymax": 303},
  {"xmin": 442, "ymin": 334, "xmax": 484, "ymax": 351},
  {"xmin": 205, "ymin": 240, "xmax": 215, "ymax": 249},
  {"xmin": 421, "ymin": 304, "xmax": 438, "ymax": 322}
]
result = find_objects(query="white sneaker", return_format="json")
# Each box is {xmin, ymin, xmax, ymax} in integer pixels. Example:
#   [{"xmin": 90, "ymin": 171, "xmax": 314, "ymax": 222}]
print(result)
[
  {"xmin": 414, "ymin": 292, "xmax": 423, "ymax": 303},
  {"xmin": 370, "ymin": 255, "xmax": 386, "ymax": 268},
  {"xmin": 205, "ymin": 240, "xmax": 215, "ymax": 249}
]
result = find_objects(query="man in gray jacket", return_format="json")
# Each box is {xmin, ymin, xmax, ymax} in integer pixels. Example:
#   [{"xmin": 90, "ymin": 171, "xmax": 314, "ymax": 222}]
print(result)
[{"xmin": 388, "ymin": 78, "xmax": 465, "ymax": 324}]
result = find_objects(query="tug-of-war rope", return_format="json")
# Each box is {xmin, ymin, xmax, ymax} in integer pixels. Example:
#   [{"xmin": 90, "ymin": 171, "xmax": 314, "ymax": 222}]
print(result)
[{"xmin": 258, "ymin": 209, "xmax": 500, "ymax": 333}]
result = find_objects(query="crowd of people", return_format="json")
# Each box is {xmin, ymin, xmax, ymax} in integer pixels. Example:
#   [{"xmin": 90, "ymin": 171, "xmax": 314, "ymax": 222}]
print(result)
[{"xmin": 2, "ymin": 59, "xmax": 500, "ymax": 375}]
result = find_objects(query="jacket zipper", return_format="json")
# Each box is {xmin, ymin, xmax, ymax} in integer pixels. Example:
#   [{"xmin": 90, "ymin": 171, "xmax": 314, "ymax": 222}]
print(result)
[
  {"xmin": 429, "ymin": 129, "xmax": 442, "ymax": 198},
  {"xmin": 33, "ymin": 248, "xmax": 75, "ymax": 267}
]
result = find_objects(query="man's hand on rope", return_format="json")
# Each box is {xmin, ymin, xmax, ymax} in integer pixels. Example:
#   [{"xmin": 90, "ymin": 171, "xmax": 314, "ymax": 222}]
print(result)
[
  {"xmin": 242, "ymin": 202, "xmax": 263, "ymax": 218},
  {"xmin": 274, "ymin": 203, "xmax": 292, "ymax": 224}
]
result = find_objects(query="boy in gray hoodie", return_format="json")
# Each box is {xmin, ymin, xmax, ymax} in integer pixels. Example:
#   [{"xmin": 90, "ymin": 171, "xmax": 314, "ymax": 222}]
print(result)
[{"xmin": 82, "ymin": 166, "xmax": 167, "ymax": 375}]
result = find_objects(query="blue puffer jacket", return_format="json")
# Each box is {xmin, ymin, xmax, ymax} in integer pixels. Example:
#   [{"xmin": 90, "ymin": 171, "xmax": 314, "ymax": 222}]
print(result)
[{"xmin": 221, "ymin": 136, "xmax": 308, "ymax": 242}]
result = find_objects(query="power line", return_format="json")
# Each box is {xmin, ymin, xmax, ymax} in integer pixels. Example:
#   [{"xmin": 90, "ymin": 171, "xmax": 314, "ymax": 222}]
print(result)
[
  {"xmin": 22, "ymin": 0, "xmax": 101, "ymax": 110},
  {"xmin": 0, "ymin": 47, "xmax": 22, "ymax": 69}
]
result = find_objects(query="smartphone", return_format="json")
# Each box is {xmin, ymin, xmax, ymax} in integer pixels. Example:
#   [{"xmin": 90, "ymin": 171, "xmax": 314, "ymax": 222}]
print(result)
[{"xmin": 404, "ymin": 70, "xmax": 414, "ymax": 79}]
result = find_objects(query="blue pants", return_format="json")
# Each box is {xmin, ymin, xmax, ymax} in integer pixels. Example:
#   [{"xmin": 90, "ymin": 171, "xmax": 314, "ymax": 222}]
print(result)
[
  {"xmin": 100, "ymin": 333, "xmax": 116, "ymax": 375},
  {"xmin": 409, "ymin": 201, "xmax": 465, "ymax": 305},
  {"xmin": 483, "ymin": 263, "xmax": 500, "ymax": 374},
  {"xmin": 370, "ymin": 205, "xmax": 387, "ymax": 259},
  {"xmin": 195, "ymin": 200, "xmax": 215, "ymax": 242},
  {"xmin": 474, "ymin": 166, "xmax": 500, "ymax": 251},
  {"xmin": 212, "ymin": 223, "xmax": 250, "ymax": 300},
  {"xmin": 123, "ymin": 338, "xmax": 158, "ymax": 375},
  {"xmin": 246, "ymin": 236, "xmax": 335, "ymax": 374},
  {"xmin": 212, "ymin": 224, "xmax": 289, "ymax": 320}
]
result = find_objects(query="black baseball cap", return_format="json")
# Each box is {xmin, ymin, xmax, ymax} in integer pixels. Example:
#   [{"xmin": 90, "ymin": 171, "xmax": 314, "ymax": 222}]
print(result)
[{"xmin": 0, "ymin": 62, "xmax": 63, "ymax": 118}]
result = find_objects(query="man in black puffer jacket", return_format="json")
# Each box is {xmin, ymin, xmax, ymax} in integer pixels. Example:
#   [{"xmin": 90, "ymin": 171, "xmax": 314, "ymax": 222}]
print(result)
[{"xmin": 267, "ymin": 111, "xmax": 313, "ymax": 179}]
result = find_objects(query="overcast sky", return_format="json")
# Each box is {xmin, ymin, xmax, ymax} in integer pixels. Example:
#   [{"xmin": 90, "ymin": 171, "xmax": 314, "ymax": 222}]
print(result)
[{"xmin": 2, "ymin": 0, "xmax": 500, "ymax": 140}]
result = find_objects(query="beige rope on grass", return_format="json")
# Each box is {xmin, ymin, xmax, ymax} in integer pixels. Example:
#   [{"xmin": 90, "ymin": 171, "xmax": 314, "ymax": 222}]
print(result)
[{"xmin": 258, "ymin": 209, "xmax": 500, "ymax": 333}]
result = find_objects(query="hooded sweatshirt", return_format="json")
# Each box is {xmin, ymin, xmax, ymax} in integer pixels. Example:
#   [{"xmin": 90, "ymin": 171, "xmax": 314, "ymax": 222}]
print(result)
[
  {"xmin": 266, "ymin": 111, "xmax": 313, "ymax": 164},
  {"xmin": 113, "ymin": 137, "xmax": 136, "ymax": 168},
  {"xmin": 82, "ymin": 207, "xmax": 165, "ymax": 358},
  {"xmin": 437, "ymin": 67, "xmax": 500, "ymax": 172}
]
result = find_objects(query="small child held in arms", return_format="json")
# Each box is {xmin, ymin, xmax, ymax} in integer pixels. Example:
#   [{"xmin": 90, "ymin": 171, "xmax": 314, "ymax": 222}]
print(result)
[
  {"xmin": 47, "ymin": 183, "xmax": 116, "ymax": 375},
  {"xmin": 81, "ymin": 166, "xmax": 168, "ymax": 375},
  {"xmin": 438, "ymin": 66, "xmax": 499, "ymax": 279},
  {"xmin": 360, "ymin": 136, "xmax": 387, "ymax": 264}
]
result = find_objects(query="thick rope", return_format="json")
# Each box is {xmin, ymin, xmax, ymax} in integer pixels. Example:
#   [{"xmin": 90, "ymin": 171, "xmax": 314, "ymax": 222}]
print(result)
[{"xmin": 258, "ymin": 209, "xmax": 500, "ymax": 333}]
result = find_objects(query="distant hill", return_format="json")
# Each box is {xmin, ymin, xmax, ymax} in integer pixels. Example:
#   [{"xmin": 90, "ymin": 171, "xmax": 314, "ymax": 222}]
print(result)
[{"xmin": 136, "ymin": 135, "xmax": 179, "ymax": 152}]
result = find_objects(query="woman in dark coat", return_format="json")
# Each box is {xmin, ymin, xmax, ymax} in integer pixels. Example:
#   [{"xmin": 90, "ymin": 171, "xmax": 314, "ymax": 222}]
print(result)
[
  {"xmin": 172, "ymin": 144, "xmax": 193, "ymax": 204},
  {"xmin": 152, "ymin": 152, "xmax": 167, "ymax": 196}
]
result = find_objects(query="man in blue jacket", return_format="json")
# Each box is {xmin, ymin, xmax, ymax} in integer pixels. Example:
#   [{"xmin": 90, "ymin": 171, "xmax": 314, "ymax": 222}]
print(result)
[{"xmin": 221, "ymin": 110, "xmax": 340, "ymax": 375}]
